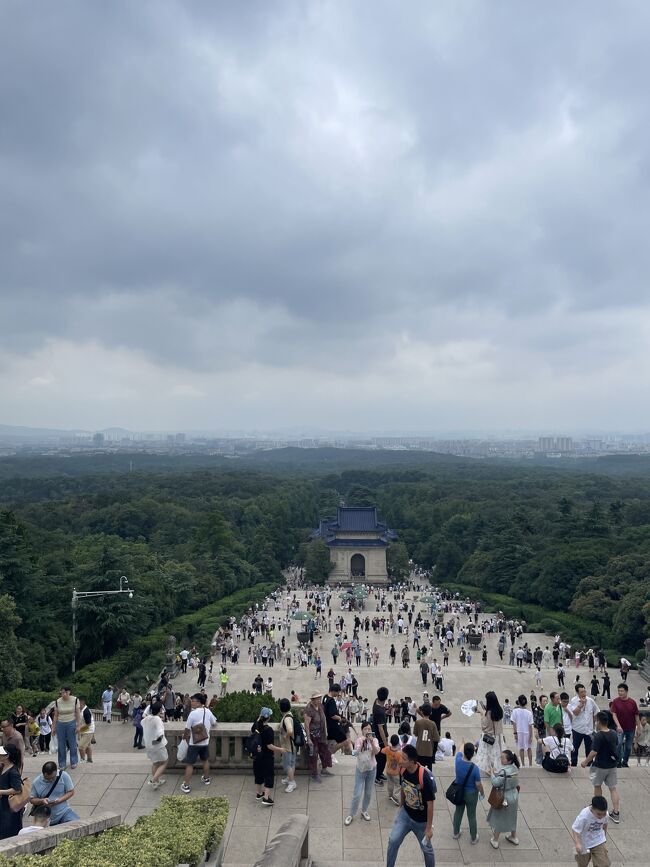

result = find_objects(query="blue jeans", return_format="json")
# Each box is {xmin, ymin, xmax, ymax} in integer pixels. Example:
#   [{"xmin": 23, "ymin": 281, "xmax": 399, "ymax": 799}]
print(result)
[
  {"xmin": 57, "ymin": 720, "xmax": 78, "ymax": 769},
  {"xmin": 619, "ymin": 730, "xmax": 635, "ymax": 764},
  {"xmin": 349, "ymin": 767, "xmax": 374, "ymax": 816},
  {"xmin": 387, "ymin": 806, "xmax": 435, "ymax": 867},
  {"xmin": 52, "ymin": 807, "xmax": 80, "ymax": 825}
]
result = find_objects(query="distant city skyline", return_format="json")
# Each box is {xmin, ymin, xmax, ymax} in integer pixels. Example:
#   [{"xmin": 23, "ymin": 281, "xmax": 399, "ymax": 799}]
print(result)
[{"xmin": 2, "ymin": 3, "xmax": 650, "ymax": 431}]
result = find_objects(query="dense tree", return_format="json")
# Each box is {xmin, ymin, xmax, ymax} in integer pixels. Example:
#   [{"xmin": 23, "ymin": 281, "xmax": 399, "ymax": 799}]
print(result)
[
  {"xmin": 0, "ymin": 594, "xmax": 24, "ymax": 691},
  {"xmin": 304, "ymin": 539, "xmax": 332, "ymax": 584}
]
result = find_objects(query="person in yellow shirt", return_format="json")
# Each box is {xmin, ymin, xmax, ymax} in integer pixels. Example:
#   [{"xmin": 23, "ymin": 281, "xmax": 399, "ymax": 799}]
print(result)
[{"xmin": 27, "ymin": 716, "xmax": 40, "ymax": 757}]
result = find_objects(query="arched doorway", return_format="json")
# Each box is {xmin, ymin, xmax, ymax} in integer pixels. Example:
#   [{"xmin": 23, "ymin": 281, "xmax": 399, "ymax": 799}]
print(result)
[{"xmin": 351, "ymin": 553, "xmax": 365, "ymax": 578}]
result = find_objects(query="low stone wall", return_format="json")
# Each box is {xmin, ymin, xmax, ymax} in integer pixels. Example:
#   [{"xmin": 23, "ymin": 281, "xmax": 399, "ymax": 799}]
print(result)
[
  {"xmin": 0, "ymin": 812, "xmax": 121, "ymax": 858},
  {"xmin": 164, "ymin": 722, "xmax": 310, "ymax": 772},
  {"xmin": 251, "ymin": 814, "xmax": 309, "ymax": 867}
]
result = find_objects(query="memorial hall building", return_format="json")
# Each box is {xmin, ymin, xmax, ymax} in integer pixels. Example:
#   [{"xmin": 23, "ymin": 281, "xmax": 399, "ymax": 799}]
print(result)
[{"xmin": 311, "ymin": 506, "xmax": 396, "ymax": 585}]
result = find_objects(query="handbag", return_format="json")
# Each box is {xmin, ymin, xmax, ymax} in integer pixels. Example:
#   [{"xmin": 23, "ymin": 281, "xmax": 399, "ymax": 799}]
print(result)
[
  {"xmin": 445, "ymin": 762, "xmax": 475, "ymax": 805},
  {"xmin": 482, "ymin": 714, "xmax": 496, "ymax": 745},
  {"xmin": 176, "ymin": 739, "xmax": 189, "ymax": 762},
  {"xmin": 9, "ymin": 776, "xmax": 31, "ymax": 813},
  {"xmin": 190, "ymin": 709, "xmax": 208, "ymax": 742},
  {"xmin": 487, "ymin": 770, "xmax": 507, "ymax": 809},
  {"xmin": 357, "ymin": 741, "xmax": 375, "ymax": 773}
]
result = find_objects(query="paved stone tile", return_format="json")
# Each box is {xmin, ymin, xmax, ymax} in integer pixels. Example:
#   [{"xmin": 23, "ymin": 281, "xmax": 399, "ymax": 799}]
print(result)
[
  {"xmin": 518, "ymin": 792, "xmax": 566, "ymax": 829},
  {"xmin": 223, "ymin": 826, "xmax": 269, "ymax": 864},
  {"xmin": 529, "ymin": 827, "xmax": 575, "ymax": 860},
  {"xmin": 108, "ymin": 773, "xmax": 149, "ymax": 789},
  {"xmin": 499, "ymin": 849, "xmax": 543, "ymax": 862},
  {"xmin": 343, "ymin": 849, "xmax": 384, "ymax": 862},
  {"xmin": 606, "ymin": 828, "xmax": 649, "ymax": 860},
  {"xmin": 309, "ymin": 827, "xmax": 343, "ymax": 860},
  {"xmin": 94, "ymin": 787, "xmax": 137, "ymax": 819}
]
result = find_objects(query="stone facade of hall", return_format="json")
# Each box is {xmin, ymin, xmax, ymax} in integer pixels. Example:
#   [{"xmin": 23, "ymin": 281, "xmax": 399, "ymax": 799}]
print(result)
[{"xmin": 310, "ymin": 506, "xmax": 397, "ymax": 585}]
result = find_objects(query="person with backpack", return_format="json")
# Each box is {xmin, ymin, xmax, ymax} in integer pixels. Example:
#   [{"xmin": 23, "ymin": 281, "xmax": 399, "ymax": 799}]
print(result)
[
  {"xmin": 386, "ymin": 744, "xmax": 435, "ymax": 867},
  {"xmin": 250, "ymin": 707, "xmax": 288, "ymax": 806},
  {"xmin": 77, "ymin": 698, "xmax": 95, "ymax": 763},
  {"xmin": 180, "ymin": 694, "xmax": 217, "ymax": 794},
  {"xmin": 539, "ymin": 723, "xmax": 571, "ymax": 773},
  {"xmin": 279, "ymin": 697, "xmax": 303, "ymax": 793}
]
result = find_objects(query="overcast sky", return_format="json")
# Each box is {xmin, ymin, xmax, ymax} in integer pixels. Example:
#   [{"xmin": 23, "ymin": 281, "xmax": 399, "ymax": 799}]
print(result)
[{"xmin": 1, "ymin": 1, "xmax": 650, "ymax": 433}]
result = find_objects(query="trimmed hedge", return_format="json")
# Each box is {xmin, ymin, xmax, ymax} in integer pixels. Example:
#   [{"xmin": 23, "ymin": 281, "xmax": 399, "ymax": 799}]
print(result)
[
  {"xmin": 0, "ymin": 796, "xmax": 228, "ymax": 867},
  {"xmin": 214, "ymin": 689, "xmax": 281, "ymax": 723},
  {"xmin": 0, "ymin": 582, "xmax": 276, "ymax": 715}
]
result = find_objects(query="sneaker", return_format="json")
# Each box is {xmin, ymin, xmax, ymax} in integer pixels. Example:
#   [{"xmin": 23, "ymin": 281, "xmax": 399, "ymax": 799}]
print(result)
[
  {"xmin": 505, "ymin": 834, "xmax": 519, "ymax": 845},
  {"xmin": 261, "ymin": 797, "xmax": 274, "ymax": 806},
  {"xmin": 201, "ymin": 776, "xmax": 211, "ymax": 786},
  {"xmin": 490, "ymin": 837, "xmax": 499, "ymax": 849},
  {"xmin": 380, "ymin": 774, "xmax": 388, "ymax": 781},
  {"xmin": 389, "ymin": 795, "xmax": 400, "ymax": 805},
  {"xmin": 151, "ymin": 780, "xmax": 161, "ymax": 789},
  {"xmin": 255, "ymin": 793, "xmax": 264, "ymax": 800},
  {"xmin": 621, "ymin": 761, "xmax": 629, "ymax": 768},
  {"xmin": 87, "ymin": 757, "xmax": 93, "ymax": 763},
  {"xmin": 281, "ymin": 777, "xmax": 289, "ymax": 785},
  {"xmin": 452, "ymin": 832, "xmax": 461, "ymax": 840},
  {"xmin": 361, "ymin": 811, "xmax": 370, "ymax": 821},
  {"xmin": 321, "ymin": 768, "xmax": 334, "ymax": 776},
  {"xmin": 609, "ymin": 811, "xmax": 620, "ymax": 824},
  {"xmin": 374, "ymin": 779, "xmax": 384, "ymax": 787},
  {"xmin": 158, "ymin": 778, "xmax": 166, "ymax": 785},
  {"xmin": 344, "ymin": 815, "xmax": 353, "ymax": 826},
  {"xmin": 471, "ymin": 836, "xmax": 479, "ymax": 845},
  {"xmin": 180, "ymin": 783, "xmax": 191, "ymax": 794},
  {"xmin": 311, "ymin": 775, "xmax": 322, "ymax": 784},
  {"xmin": 137, "ymin": 745, "xmax": 145, "ymax": 750},
  {"xmin": 285, "ymin": 781, "xmax": 297, "ymax": 793},
  {"xmin": 332, "ymin": 756, "xmax": 339, "ymax": 764}
]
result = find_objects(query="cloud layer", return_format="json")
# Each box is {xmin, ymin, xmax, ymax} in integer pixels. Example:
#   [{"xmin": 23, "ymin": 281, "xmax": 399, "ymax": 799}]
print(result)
[{"xmin": 2, "ymin": 1, "xmax": 650, "ymax": 431}]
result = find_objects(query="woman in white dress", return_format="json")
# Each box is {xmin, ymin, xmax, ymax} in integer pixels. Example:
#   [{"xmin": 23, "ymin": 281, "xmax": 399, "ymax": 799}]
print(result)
[
  {"xmin": 510, "ymin": 695, "xmax": 534, "ymax": 767},
  {"xmin": 476, "ymin": 691, "xmax": 505, "ymax": 774}
]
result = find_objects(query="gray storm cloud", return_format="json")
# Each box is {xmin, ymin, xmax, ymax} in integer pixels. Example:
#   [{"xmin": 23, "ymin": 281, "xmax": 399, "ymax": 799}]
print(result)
[{"xmin": 1, "ymin": 0, "xmax": 650, "ymax": 430}]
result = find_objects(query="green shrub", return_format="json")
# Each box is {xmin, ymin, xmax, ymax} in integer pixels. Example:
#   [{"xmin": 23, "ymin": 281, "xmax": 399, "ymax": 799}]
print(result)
[
  {"xmin": 214, "ymin": 689, "xmax": 281, "ymax": 723},
  {"xmin": 0, "ymin": 796, "xmax": 228, "ymax": 867}
]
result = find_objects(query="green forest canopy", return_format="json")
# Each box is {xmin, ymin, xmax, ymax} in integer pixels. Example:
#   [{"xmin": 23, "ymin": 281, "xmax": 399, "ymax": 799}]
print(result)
[{"xmin": 1, "ymin": 449, "xmax": 650, "ymax": 694}]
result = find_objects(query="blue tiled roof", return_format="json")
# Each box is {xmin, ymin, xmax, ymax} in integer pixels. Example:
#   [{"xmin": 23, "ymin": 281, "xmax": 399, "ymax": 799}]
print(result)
[
  {"xmin": 311, "ymin": 506, "xmax": 396, "ymax": 542},
  {"xmin": 326, "ymin": 538, "xmax": 389, "ymax": 548}
]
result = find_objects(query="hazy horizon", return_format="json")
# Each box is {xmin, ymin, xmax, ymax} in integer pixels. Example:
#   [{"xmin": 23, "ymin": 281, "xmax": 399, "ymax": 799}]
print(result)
[{"xmin": 2, "ymin": 2, "xmax": 650, "ymax": 431}]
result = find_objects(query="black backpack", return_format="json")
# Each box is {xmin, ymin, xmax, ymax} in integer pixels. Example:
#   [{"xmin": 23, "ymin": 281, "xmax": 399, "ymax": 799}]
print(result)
[
  {"xmin": 554, "ymin": 738, "xmax": 569, "ymax": 770},
  {"xmin": 283, "ymin": 712, "xmax": 305, "ymax": 749},
  {"xmin": 244, "ymin": 725, "xmax": 262, "ymax": 758}
]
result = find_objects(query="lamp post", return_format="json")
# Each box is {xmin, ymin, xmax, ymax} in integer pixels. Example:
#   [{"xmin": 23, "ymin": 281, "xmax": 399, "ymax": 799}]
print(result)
[{"xmin": 71, "ymin": 575, "xmax": 134, "ymax": 673}]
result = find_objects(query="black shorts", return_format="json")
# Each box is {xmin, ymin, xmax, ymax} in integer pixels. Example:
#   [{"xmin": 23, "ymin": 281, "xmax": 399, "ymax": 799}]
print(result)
[
  {"xmin": 253, "ymin": 759, "xmax": 275, "ymax": 788},
  {"xmin": 184, "ymin": 744, "xmax": 209, "ymax": 764},
  {"xmin": 417, "ymin": 754, "xmax": 433, "ymax": 770}
]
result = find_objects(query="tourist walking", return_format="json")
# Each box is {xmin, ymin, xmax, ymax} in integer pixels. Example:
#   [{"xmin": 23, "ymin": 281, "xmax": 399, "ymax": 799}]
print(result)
[
  {"xmin": 77, "ymin": 697, "xmax": 95, "ymax": 763},
  {"xmin": 571, "ymin": 796, "xmax": 611, "ymax": 867},
  {"xmin": 475, "ymin": 692, "xmax": 504, "ymax": 774},
  {"xmin": 36, "ymin": 708, "xmax": 52, "ymax": 755},
  {"xmin": 450, "ymin": 741, "xmax": 484, "ymax": 844},
  {"xmin": 303, "ymin": 692, "xmax": 332, "ymax": 781},
  {"xmin": 142, "ymin": 700, "xmax": 168, "ymax": 788},
  {"xmin": 180, "ymin": 694, "xmax": 218, "ymax": 794},
  {"xmin": 610, "ymin": 682, "xmax": 640, "ymax": 768},
  {"xmin": 101, "ymin": 685, "xmax": 114, "ymax": 722},
  {"xmin": 344, "ymin": 721, "xmax": 380, "ymax": 825},
  {"xmin": 487, "ymin": 749, "xmax": 520, "ymax": 849},
  {"xmin": 568, "ymin": 684, "xmax": 599, "ymax": 767},
  {"xmin": 251, "ymin": 707, "xmax": 287, "ymax": 806},
  {"xmin": 511, "ymin": 695, "xmax": 534, "ymax": 767},
  {"xmin": 51, "ymin": 686, "xmax": 81, "ymax": 771},
  {"xmin": 386, "ymin": 745, "xmax": 435, "ymax": 867},
  {"xmin": 581, "ymin": 711, "xmax": 621, "ymax": 824}
]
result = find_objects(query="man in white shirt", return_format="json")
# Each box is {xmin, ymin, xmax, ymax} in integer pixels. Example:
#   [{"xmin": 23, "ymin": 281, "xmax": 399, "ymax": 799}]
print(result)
[
  {"xmin": 568, "ymin": 684, "xmax": 599, "ymax": 768},
  {"xmin": 436, "ymin": 732, "xmax": 455, "ymax": 761},
  {"xmin": 180, "ymin": 694, "xmax": 218, "ymax": 794},
  {"xmin": 179, "ymin": 649, "xmax": 189, "ymax": 673}
]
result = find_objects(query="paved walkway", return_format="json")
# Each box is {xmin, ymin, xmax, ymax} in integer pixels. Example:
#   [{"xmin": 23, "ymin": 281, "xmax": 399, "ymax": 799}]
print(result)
[{"xmin": 20, "ymin": 586, "xmax": 650, "ymax": 866}]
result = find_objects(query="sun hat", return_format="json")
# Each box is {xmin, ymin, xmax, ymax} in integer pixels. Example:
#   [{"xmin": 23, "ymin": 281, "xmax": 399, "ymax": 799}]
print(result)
[{"xmin": 310, "ymin": 692, "xmax": 322, "ymax": 700}]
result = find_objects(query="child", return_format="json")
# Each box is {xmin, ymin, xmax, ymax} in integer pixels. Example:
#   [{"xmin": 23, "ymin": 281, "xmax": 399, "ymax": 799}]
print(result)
[
  {"xmin": 381, "ymin": 734, "xmax": 403, "ymax": 805},
  {"xmin": 571, "ymin": 796, "xmax": 610, "ymax": 867},
  {"xmin": 466, "ymin": 651, "xmax": 472, "ymax": 667},
  {"xmin": 503, "ymin": 699, "xmax": 512, "ymax": 726},
  {"xmin": 27, "ymin": 715, "xmax": 40, "ymax": 757},
  {"xmin": 535, "ymin": 666, "xmax": 542, "ymax": 688},
  {"xmin": 398, "ymin": 721, "xmax": 416, "ymax": 749},
  {"xmin": 635, "ymin": 715, "xmax": 650, "ymax": 765}
]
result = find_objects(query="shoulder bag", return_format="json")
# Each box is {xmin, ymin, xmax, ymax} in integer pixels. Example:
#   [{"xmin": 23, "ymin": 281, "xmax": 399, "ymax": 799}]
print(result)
[
  {"xmin": 190, "ymin": 709, "xmax": 208, "ymax": 742},
  {"xmin": 482, "ymin": 716, "xmax": 496, "ymax": 745},
  {"xmin": 487, "ymin": 769, "xmax": 507, "ymax": 809},
  {"xmin": 26, "ymin": 773, "xmax": 59, "ymax": 815},
  {"xmin": 445, "ymin": 761, "xmax": 475, "ymax": 805}
]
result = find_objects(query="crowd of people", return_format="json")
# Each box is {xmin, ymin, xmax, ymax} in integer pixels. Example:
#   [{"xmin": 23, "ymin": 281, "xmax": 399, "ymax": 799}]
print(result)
[{"xmin": 2, "ymin": 575, "xmax": 648, "ymax": 867}]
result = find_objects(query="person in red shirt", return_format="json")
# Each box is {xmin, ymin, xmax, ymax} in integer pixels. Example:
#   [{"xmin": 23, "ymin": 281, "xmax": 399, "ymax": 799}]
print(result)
[{"xmin": 610, "ymin": 683, "xmax": 640, "ymax": 767}]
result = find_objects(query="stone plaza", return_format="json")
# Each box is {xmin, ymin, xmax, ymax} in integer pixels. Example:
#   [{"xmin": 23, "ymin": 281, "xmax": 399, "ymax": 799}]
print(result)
[{"xmin": 16, "ymin": 587, "xmax": 650, "ymax": 866}]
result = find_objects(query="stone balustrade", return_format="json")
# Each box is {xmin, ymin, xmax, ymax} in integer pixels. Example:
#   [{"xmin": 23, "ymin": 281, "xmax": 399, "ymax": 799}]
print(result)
[
  {"xmin": 0, "ymin": 812, "xmax": 121, "ymax": 858},
  {"xmin": 252, "ymin": 814, "xmax": 309, "ymax": 867},
  {"xmin": 163, "ymin": 722, "xmax": 310, "ymax": 772}
]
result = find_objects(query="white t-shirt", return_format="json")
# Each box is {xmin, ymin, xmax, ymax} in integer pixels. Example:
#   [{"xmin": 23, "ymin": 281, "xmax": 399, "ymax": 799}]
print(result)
[
  {"xmin": 143, "ymin": 714, "xmax": 167, "ymax": 749},
  {"xmin": 571, "ymin": 805, "xmax": 607, "ymax": 850},
  {"xmin": 180, "ymin": 650, "xmax": 189, "ymax": 660},
  {"xmin": 568, "ymin": 696, "xmax": 598, "ymax": 736},
  {"xmin": 511, "ymin": 707, "xmax": 533, "ymax": 734},
  {"xmin": 18, "ymin": 826, "xmax": 45, "ymax": 835},
  {"xmin": 542, "ymin": 735, "xmax": 572, "ymax": 760},
  {"xmin": 436, "ymin": 737, "xmax": 455, "ymax": 759},
  {"xmin": 185, "ymin": 707, "xmax": 217, "ymax": 746}
]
